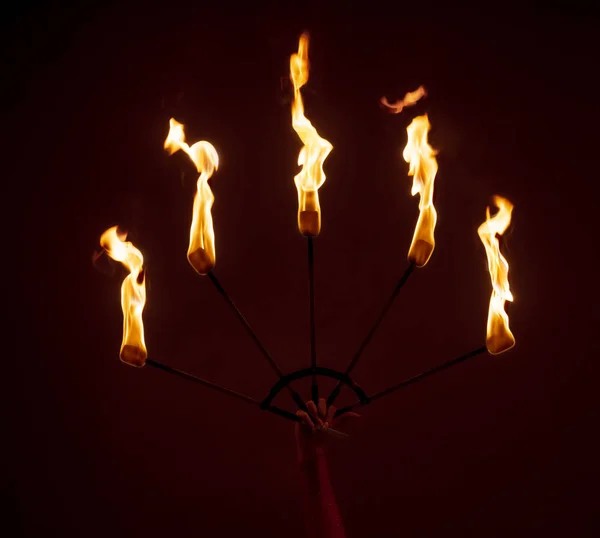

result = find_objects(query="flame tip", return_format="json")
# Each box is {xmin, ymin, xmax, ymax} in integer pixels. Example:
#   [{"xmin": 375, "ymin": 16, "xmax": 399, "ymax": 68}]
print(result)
[
  {"xmin": 404, "ymin": 112, "xmax": 438, "ymax": 267},
  {"xmin": 100, "ymin": 226, "xmax": 147, "ymax": 362},
  {"xmin": 290, "ymin": 26, "xmax": 331, "ymax": 236},
  {"xmin": 164, "ymin": 118, "xmax": 219, "ymax": 272},
  {"xmin": 478, "ymin": 195, "xmax": 515, "ymax": 354},
  {"xmin": 381, "ymin": 86, "xmax": 427, "ymax": 114}
]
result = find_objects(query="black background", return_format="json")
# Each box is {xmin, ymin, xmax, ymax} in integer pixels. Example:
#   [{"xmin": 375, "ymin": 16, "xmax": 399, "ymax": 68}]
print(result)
[{"xmin": 7, "ymin": 4, "xmax": 599, "ymax": 537}]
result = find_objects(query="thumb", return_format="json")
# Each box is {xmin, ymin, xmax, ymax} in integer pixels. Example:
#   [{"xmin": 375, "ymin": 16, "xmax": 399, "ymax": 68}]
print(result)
[{"xmin": 332, "ymin": 411, "xmax": 361, "ymax": 429}]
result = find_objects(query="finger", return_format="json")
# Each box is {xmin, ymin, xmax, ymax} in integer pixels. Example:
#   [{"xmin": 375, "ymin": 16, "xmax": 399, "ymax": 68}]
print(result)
[
  {"xmin": 296, "ymin": 410, "xmax": 315, "ymax": 431},
  {"xmin": 338, "ymin": 412, "xmax": 361, "ymax": 420},
  {"xmin": 318, "ymin": 398, "xmax": 327, "ymax": 420},
  {"xmin": 306, "ymin": 401, "xmax": 323, "ymax": 427},
  {"xmin": 325, "ymin": 405, "xmax": 336, "ymax": 426}
]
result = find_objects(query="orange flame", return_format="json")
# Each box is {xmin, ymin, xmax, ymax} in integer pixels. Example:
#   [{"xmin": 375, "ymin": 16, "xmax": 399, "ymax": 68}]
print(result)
[
  {"xmin": 477, "ymin": 195, "xmax": 515, "ymax": 355},
  {"xmin": 403, "ymin": 114, "xmax": 438, "ymax": 267},
  {"xmin": 164, "ymin": 118, "xmax": 219, "ymax": 274},
  {"xmin": 381, "ymin": 85, "xmax": 427, "ymax": 114},
  {"xmin": 290, "ymin": 33, "xmax": 333, "ymax": 237},
  {"xmin": 100, "ymin": 226, "xmax": 147, "ymax": 367}
]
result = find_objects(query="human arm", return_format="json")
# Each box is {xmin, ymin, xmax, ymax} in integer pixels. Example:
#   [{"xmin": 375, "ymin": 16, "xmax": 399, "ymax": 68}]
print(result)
[{"xmin": 295, "ymin": 398, "xmax": 359, "ymax": 538}]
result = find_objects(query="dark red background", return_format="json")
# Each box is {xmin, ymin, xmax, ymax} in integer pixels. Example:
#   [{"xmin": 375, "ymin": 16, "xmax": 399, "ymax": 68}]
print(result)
[{"xmin": 8, "ymin": 5, "xmax": 599, "ymax": 537}]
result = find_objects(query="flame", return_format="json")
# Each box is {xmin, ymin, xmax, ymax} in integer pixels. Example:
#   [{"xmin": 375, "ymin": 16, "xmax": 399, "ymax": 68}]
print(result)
[
  {"xmin": 290, "ymin": 33, "xmax": 333, "ymax": 237},
  {"xmin": 403, "ymin": 114, "xmax": 438, "ymax": 267},
  {"xmin": 100, "ymin": 226, "xmax": 147, "ymax": 367},
  {"xmin": 381, "ymin": 85, "xmax": 427, "ymax": 114},
  {"xmin": 164, "ymin": 118, "xmax": 219, "ymax": 275},
  {"xmin": 477, "ymin": 196, "xmax": 515, "ymax": 355}
]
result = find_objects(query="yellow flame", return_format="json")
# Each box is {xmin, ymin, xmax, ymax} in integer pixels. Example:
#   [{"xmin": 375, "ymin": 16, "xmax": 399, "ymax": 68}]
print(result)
[
  {"xmin": 290, "ymin": 33, "xmax": 333, "ymax": 237},
  {"xmin": 381, "ymin": 85, "xmax": 427, "ymax": 114},
  {"xmin": 164, "ymin": 118, "xmax": 219, "ymax": 275},
  {"xmin": 477, "ymin": 195, "xmax": 515, "ymax": 355},
  {"xmin": 403, "ymin": 114, "xmax": 438, "ymax": 267},
  {"xmin": 100, "ymin": 226, "xmax": 147, "ymax": 367}
]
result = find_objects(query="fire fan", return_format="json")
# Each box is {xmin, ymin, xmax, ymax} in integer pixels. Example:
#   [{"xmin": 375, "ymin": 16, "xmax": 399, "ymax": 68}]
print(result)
[{"xmin": 97, "ymin": 32, "xmax": 515, "ymax": 436}]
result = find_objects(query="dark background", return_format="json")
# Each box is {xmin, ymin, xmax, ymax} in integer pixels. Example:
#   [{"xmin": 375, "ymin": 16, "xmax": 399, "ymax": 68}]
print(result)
[{"xmin": 7, "ymin": 4, "xmax": 599, "ymax": 537}]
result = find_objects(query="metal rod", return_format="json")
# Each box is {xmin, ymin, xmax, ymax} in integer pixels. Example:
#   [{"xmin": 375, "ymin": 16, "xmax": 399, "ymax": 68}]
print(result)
[
  {"xmin": 207, "ymin": 272, "xmax": 308, "ymax": 412},
  {"xmin": 334, "ymin": 346, "xmax": 488, "ymax": 416},
  {"xmin": 307, "ymin": 236, "xmax": 318, "ymax": 404},
  {"xmin": 327, "ymin": 262, "xmax": 415, "ymax": 407},
  {"xmin": 146, "ymin": 359, "xmax": 261, "ymax": 406},
  {"xmin": 145, "ymin": 360, "xmax": 347, "ymax": 437}
]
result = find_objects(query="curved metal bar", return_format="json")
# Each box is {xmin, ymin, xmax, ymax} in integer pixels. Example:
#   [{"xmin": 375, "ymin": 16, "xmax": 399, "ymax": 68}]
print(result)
[{"xmin": 261, "ymin": 366, "xmax": 371, "ymax": 409}]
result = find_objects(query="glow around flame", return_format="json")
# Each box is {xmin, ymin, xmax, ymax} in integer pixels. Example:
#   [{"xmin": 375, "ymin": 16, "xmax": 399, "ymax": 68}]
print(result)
[
  {"xmin": 381, "ymin": 85, "xmax": 427, "ymax": 114},
  {"xmin": 477, "ymin": 195, "xmax": 515, "ymax": 355},
  {"xmin": 403, "ymin": 114, "xmax": 438, "ymax": 267},
  {"xmin": 290, "ymin": 32, "xmax": 333, "ymax": 237},
  {"xmin": 164, "ymin": 118, "xmax": 219, "ymax": 275},
  {"xmin": 100, "ymin": 226, "xmax": 147, "ymax": 367}
]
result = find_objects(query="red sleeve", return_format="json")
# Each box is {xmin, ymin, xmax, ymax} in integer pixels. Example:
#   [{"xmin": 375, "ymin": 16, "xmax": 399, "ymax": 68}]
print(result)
[{"xmin": 299, "ymin": 447, "xmax": 347, "ymax": 538}]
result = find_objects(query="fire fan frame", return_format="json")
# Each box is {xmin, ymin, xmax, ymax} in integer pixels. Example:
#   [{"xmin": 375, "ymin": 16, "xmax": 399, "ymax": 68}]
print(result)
[{"xmin": 142, "ymin": 235, "xmax": 490, "ymax": 433}]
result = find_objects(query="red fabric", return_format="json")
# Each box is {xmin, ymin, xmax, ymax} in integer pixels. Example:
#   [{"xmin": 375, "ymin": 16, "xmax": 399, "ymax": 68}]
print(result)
[{"xmin": 299, "ymin": 448, "xmax": 346, "ymax": 538}]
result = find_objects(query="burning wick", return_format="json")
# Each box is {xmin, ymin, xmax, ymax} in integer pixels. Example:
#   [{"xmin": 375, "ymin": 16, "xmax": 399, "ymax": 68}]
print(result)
[
  {"xmin": 403, "ymin": 114, "xmax": 438, "ymax": 267},
  {"xmin": 290, "ymin": 32, "xmax": 333, "ymax": 237},
  {"xmin": 381, "ymin": 85, "xmax": 427, "ymax": 114},
  {"xmin": 164, "ymin": 118, "xmax": 219, "ymax": 275},
  {"xmin": 100, "ymin": 226, "xmax": 148, "ymax": 367},
  {"xmin": 478, "ymin": 196, "xmax": 515, "ymax": 355}
]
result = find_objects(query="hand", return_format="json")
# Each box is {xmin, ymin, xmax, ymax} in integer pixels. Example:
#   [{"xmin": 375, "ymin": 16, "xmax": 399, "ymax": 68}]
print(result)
[{"xmin": 295, "ymin": 398, "xmax": 360, "ymax": 463}]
